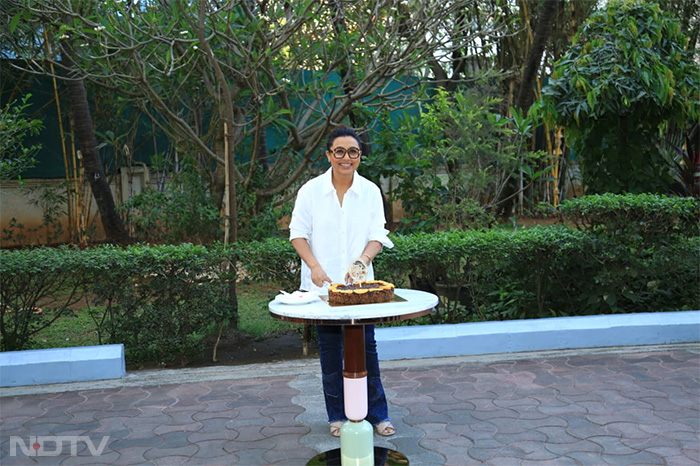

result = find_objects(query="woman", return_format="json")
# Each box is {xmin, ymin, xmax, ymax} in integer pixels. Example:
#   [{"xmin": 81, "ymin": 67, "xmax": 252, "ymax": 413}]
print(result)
[{"xmin": 288, "ymin": 125, "xmax": 395, "ymax": 438}]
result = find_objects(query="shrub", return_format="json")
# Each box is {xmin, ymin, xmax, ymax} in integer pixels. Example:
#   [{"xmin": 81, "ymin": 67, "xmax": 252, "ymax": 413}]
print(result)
[
  {"xmin": 0, "ymin": 244, "xmax": 237, "ymax": 365},
  {"xmin": 376, "ymin": 223, "xmax": 698, "ymax": 323},
  {"xmin": 234, "ymin": 237, "xmax": 300, "ymax": 291},
  {"xmin": 559, "ymin": 193, "xmax": 699, "ymax": 242},
  {"xmin": 87, "ymin": 244, "xmax": 237, "ymax": 365},
  {"xmin": 119, "ymin": 162, "xmax": 222, "ymax": 245},
  {"xmin": 2, "ymin": 194, "xmax": 696, "ymax": 362},
  {"xmin": 0, "ymin": 246, "xmax": 87, "ymax": 351}
]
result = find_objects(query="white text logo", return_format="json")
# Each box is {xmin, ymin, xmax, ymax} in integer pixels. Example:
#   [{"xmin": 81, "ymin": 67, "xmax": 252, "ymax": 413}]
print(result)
[{"xmin": 9, "ymin": 436, "xmax": 110, "ymax": 457}]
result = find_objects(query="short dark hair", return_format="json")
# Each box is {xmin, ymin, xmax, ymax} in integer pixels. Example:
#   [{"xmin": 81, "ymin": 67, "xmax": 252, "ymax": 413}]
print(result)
[{"xmin": 326, "ymin": 125, "xmax": 362, "ymax": 150}]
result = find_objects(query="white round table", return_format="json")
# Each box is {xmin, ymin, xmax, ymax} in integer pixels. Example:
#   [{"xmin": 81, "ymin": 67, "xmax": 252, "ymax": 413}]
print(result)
[
  {"xmin": 269, "ymin": 288, "xmax": 438, "ymax": 465},
  {"xmin": 269, "ymin": 288, "xmax": 438, "ymax": 325}
]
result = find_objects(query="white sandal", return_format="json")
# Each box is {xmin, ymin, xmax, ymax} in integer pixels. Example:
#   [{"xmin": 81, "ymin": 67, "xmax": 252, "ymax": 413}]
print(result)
[
  {"xmin": 330, "ymin": 421, "xmax": 343, "ymax": 437},
  {"xmin": 375, "ymin": 420, "xmax": 395, "ymax": 436}
]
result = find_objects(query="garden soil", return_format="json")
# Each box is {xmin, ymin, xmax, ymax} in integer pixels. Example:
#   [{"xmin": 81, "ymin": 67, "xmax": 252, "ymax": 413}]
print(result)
[
  {"xmin": 204, "ymin": 328, "xmax": 319, "ymax": 367},
  {"xmin": 129, "ymin": 329, "xmax": 320, "ymax": 370}
]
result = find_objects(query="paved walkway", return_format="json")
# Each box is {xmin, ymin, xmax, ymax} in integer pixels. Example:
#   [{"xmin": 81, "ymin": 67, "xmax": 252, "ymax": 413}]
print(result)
[{"xmin": 1, "ymin": 344, "xmax": 698, "ymax": 465}]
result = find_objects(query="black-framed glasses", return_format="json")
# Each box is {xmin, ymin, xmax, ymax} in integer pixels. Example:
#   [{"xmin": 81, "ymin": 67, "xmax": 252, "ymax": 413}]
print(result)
[{"xmin": 330, "ymin": 147, "xmax": 362, "ymax": 159}]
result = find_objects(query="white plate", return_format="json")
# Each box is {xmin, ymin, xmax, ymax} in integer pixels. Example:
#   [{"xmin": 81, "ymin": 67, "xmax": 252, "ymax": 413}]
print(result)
[{"xmin": 274, "ymin": 291, "xmax": 321, "ymax": 305}]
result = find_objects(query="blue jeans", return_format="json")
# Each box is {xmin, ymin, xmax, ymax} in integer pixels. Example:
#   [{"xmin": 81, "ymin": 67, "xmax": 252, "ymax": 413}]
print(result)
[{"xmin": 316, "ymin": 324, "xmax": 390, "ymax": 426}]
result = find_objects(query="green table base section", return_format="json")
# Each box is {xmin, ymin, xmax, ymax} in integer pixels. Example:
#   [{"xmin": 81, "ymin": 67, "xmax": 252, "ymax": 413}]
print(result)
[{"xmin": 307, "ymin": 447, "xmax": 407, "ymax": 465}]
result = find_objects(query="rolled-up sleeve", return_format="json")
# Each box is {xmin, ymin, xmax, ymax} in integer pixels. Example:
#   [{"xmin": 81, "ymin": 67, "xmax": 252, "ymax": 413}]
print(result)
[
  {"xmin": 367, "ymin": 184, "xmax": 394, "ymax": 249},
  {"xmin": 289, "ymin": 184, "xmax": 311, "ymax": 241}
]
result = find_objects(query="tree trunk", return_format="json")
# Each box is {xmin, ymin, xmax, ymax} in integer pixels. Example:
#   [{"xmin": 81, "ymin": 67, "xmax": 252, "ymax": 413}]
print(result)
[
  {"xmin": 61, "ymin": 41, "xmax": 129, "ymax": 245},
  {"xmin": 515, "ymin": 0, "xmax": 562, "ymax": 111},
  {"xmin": 496, "ymin": 0, "xmax": 561, "ymax": 218}
]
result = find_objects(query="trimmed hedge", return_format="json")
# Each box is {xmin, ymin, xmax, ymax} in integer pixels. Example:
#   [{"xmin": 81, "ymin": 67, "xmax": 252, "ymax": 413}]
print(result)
[
  {"xmin": 0, "ymin": 246, "xmax": 88, "ymax": 351},
  {"xmin": 87, "ymin": 244, "xmax": 237, "ymax": 365},
  {"xmin": 235, "ymin": 237, "xmax": 300, "ymax": 291},
  {"xmin": 560, "ymin": 193, "xmax": 699, "ymax": 243},
  {"xmin": 0, "ymin": 244, "xmax": 237, "ymax": 364},
  {"xmin": 376, "ymin": 228, "xmax": 699, "ymax": 323}
]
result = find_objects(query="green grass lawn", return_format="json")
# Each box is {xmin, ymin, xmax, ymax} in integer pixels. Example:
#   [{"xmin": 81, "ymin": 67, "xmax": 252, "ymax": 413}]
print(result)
[
  {"xmin": 29, "ymin": 309, "xmax": 100, "ymax": 350},
  {"xmin": 236, "ymin": 281, "xmax": 299, "ymax": 338}
]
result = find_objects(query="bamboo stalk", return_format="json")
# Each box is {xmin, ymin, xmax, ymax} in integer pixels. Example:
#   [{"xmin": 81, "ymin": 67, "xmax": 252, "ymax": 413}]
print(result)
[
  {"xmin": 553, "ymin": 128, "xmax": 562, "ymax": 206},
  {"xmin": 224, "ymin": 121, "xmax": 230, "ymax": 245},
  {"xmin": 44, "ymin": 28, "xmax": 74, "ymax": 240}
]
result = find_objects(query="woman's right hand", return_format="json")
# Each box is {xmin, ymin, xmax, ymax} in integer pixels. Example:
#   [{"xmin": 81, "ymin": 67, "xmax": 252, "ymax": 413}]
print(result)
[{"xmin": 310, "ymin": 264, "xmax": 332, "ymax": 287}]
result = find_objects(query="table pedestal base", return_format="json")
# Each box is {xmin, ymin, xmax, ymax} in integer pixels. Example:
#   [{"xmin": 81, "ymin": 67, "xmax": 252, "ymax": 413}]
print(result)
[
  {"xmin": 268, "ymin": 290, "xmax": 438, "ymax": 466},
  {"xmin": 306, "ymin": 447, "xmax": 408, "ymax": 465}
]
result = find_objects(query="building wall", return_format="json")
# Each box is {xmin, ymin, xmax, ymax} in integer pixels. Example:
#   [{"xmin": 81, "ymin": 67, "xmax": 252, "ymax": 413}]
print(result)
[{"xmin": 0, "ymin": 166, "xmax": 151, "ymax": 248}]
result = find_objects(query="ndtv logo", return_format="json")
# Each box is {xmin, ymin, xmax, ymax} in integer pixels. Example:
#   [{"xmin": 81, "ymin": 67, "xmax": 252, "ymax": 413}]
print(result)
[{"xmin": 9, "ymin": 436, "xmax": 110, "ymax": 457}]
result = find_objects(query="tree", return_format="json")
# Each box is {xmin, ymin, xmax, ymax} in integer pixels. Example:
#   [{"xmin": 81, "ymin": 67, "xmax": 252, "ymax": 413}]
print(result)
[
  {"xmin": 2, "ymin": 2, "xmax": 130, "ymax": 244},
  {"xmin": 2, "ymin": 0, "xmax": 506, "ymax": 241},
  {"xmin": 656, "ymin": 0, "xmax": 699, "ymax": 53},
  {"xmin": 541, "ymin": 0, "xmax": 700, "ymax": 194},
  {"xmin": 515, "ymin": 0, "xmax": 562, "ymax": 111},
  {"xmin": 60, "ymin": 39, "xmax": 130, "ymax": 245}
]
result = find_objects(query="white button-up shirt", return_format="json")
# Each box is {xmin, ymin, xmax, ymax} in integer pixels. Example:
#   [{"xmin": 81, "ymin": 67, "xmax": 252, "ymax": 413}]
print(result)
[{"xmin": 289, "ymin": 168, "xmax": 394, "ymax": 293}]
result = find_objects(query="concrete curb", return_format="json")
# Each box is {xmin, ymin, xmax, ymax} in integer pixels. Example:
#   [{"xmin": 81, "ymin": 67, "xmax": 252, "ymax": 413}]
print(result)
[
  {"xmin": 376, "ymin": 310, "xmax": 700, "ymax": 360},
  {"xmin": 0, "ymin": 344, "xmax": 125, "ymax": 387}
]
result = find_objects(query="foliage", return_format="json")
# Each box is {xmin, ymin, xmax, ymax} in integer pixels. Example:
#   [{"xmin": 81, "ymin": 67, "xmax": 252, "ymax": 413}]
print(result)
[
  {"xmin": 367, "ymin": 86, "xmax": 547, "ymax": 232},
  {"xmin": 3, "ymin": 194, "xmax": 697, "ymax": 362},
  {"xmin": 119, "ymin": 159, "xmax": 222, "ymax": 244},
  {"xmin": 376, "ymin": 225, "xmax": 699, "ymax": 324},
  {"xmin": 2, "ymin": 1, "xmax": 601, "ymax": 244},
  {"xmin": 29, "ymin": 280, "xmax": 300, "ymax": 355},
  {"xmin": 0, "ymin": 94, "xmax": 43, "ymax": 180},
  {"xmin": 560, "ymin": 193, "xmax": 699, "ymax": 244},
  {"xmin": 86, "ymin": 243, "xmax": 237, "ymax": 365},
  {"xmin": 655, "ymin": 0, "xmax": 699, "ymax": 52},
  {"xmin": 235, "ymin": 237, "xmax": 300, "ymax": 291},
  {"xmin": 0, "ymin": 244, "xmax": 237, "ymax": 365},
  {"xmin": 0, "ymin": 246, "xmax": 87, "ymax": 351},
  {"xmin": 541, "ymin": 0, "xmax": 700, "ymax": 194},
  {"xmin": 658, "ymin": 122, "xmax": 700, "ymax": 197},
  {"xmin": 236, "ymin": 185, "xmax": 292, "ymax": 242},
  {"xmin": 3, "ymin": 0, "xmax": 508, "ymax": 244}
]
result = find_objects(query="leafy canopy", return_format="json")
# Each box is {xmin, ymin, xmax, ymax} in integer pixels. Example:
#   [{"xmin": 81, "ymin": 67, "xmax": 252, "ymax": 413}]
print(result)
[{"xmin": 541, "ymin": 0, "xmax": 700, "ymax": 194}]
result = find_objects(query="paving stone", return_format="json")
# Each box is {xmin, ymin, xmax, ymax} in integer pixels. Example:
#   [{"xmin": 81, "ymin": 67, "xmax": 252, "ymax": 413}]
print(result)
[
  {"xmin": 92, "ymin": 409, "xmax": 141, "ymax": 420},
  {"xmin": 51, "ymin": 421, "xmax": 101, "ymax": 434},
  {"xmin": 470, "ymin": 407, "xmax": 520, "ymax": 421},
  {"xmin": 467, "ymin": 445, "xmax": 526, "ymax": 461},
  {"xmin": 152, "ymin": 422, "xmax": 202, "ymax": 435},
  {"xmin": 509, "ymin": 440, "xmax": 561, "ymax": 461},
  {"xmin": 109, "ymin": 435, "xmax": 164, "ymax": 449},
  {"xmin": 536, "ymin": 426, "xmax": 585, "ymax": 444},
  {"xmin": 494, "ymin": 428, "xmax": 548, "ymax": 445},
  {"xmin": 142, "ymin": 444, "xmax": 198, "ymax": 461},
  {"xmin": 569, "ymin": 450, "xmax": 667, "ymax": 465},
  {"xmin": 150, "ymin": 455, "xmax": 191, "ymax": 465},
  {"xmin": 520, "ymin": 458, "xmax": 581, "ymax": 466},
  {"xmin": 61, "ymin": 451, "xmax": 121, "ymax": 465},
  {"xmin": 545, "ymin": 438, "xmax": 605, "ymax": 456}
]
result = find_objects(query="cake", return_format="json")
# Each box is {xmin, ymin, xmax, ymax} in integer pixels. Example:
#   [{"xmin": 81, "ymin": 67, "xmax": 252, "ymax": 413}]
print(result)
[{"xmin": 327, "ymin": 280, "xmax": 395, "ymax": 305}]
